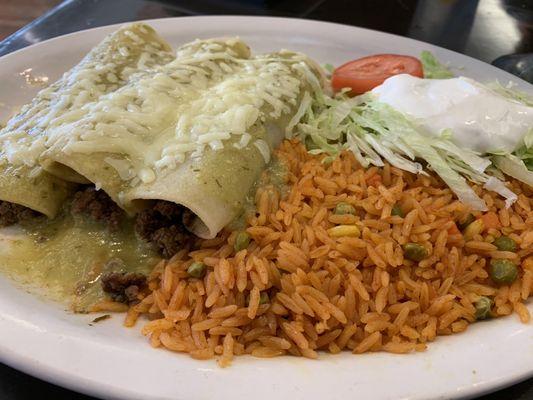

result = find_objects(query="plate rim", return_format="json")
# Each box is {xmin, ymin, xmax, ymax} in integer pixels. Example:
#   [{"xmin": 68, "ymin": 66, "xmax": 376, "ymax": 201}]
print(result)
[
  {"xmin": 0, "ymin": 15, "xmax": 532, "ymax": 400},
  {"xmin": 1, "ymin": 15, "xmax": 531, "ymax": 88}
]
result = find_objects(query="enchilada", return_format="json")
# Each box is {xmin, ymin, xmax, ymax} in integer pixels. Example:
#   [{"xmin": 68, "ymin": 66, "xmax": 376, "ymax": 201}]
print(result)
[
  {"xmin": 38, "ymin": 41, "xmax": 322, "ymax": 237},
  {"xmin": 0, "ymin": 23, "xmax": 174, "ymax": 220}
]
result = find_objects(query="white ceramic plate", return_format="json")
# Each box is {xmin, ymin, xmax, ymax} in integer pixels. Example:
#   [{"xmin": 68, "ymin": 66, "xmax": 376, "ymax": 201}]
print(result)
[{"xmin": 0, "ymin": 16, "xmax": 531, "ymax": 400}]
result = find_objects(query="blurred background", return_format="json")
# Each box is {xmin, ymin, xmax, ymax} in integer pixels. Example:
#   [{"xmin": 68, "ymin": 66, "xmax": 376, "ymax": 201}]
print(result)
[
  {"xmin": 0, "ymin": 0, "xmax": 531, "ymax": 57},
  {"xmin": 1, "ymin": 0, "xmax": 62, "ymax": 39},
  {"xmin": 1, "ymin": 0, "xmax": 532, "ymax": 80}
]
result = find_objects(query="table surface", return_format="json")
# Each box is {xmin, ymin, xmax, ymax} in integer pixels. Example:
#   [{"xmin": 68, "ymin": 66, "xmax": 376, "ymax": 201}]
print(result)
[{"xmin": 0, "ymin": 0, "xmax": 532, "ymax": 399}]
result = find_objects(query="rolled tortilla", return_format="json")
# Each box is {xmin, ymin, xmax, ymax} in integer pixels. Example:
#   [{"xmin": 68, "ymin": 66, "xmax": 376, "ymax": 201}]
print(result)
[
  {"xmin": 39, "ymin": 35, "xmax": 322, "ymax": 237},
  {"xmin": 0, "ymin": 23, "xmax": 175, "ymax": 217},
  {"xmin": 123, "ymin": 50, "xmax": 323, "ymax": 237},
  {"xmin": 0, "ymin": 165, "xmax": 71, "ymax": 218},
  {"xmin": 39, "ymin": 38, "xmax": 253, "ymax": 214},
  {"xmin": 125, "ymin": 121, "xmax": 286, "ymax": 238}
]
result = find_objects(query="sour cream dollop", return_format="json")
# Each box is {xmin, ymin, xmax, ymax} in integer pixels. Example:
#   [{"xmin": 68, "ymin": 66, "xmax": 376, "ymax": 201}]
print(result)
[{"xmin": 371, "ymin": 74, "xmax": 533, "ymax": 153}]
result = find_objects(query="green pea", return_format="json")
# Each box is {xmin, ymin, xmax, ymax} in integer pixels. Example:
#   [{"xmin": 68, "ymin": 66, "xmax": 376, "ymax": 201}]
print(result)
[
  {"xmin": 403, "ymin": 243, "xmax": 428, "ymax": 262},
  {"xmin": 187, "ymin": 262, "xmax": 206, "ymax": 279},
  {"xmin": 259, "ymin": 292, "xmax": 269, "ymax": 304},
  {"xmin": 391, "ymin": 204, "xmax": 404, "ymax": 217},
  {"xmin": 474, "ymin": 296, "xmax": 492, "ymax": 320},
  {"xmin": 334, "ymin": 202, "xmax": 356, "ymax": 215},
  {"xmin": 457, "ymin": 213, "xmax": 476, "ymax": 231},
  {"xmin": 493, "ymin": 236, "xmax": 517, "ymax": 252},
  {"xmin": 489, "ymin": 259, "xmax": 518, "ymax": 285},
  {"xmin": 234, "ymin": 231, "xmax": 251, "ymax": 252}
]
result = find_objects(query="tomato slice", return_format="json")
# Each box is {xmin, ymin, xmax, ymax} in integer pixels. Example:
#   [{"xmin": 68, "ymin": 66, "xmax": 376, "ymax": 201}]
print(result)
[{"xmin": 331, "ymin": 54, "xmax": 424, "ymax": 95}]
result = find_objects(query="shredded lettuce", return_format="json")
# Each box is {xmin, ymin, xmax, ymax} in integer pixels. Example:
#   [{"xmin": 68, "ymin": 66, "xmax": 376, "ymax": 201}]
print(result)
[
  {"xmin": 420, "ymin": 51, "xmax": 454, "ymax": 79},
  {"xmin": 353, "ymin": 101, "xmax": 493, "ymax": 210},
  {"xmin": 484, "ymin": 177, "xmax": 517, "ymax": 208},
  {"xmin": 292, "ymin": 89, "xmax": 528, "ymax": 210},
  {"xmin": 524, "ymin": 128, "xmax": 533, "ymax": 149},
  {"xmin": 492, "ymin": 155, "xmax": 533, "ymax": 187},
  {"xmin": 288, "ymin": 56, "xmax": 533, "ymax": 210},
  {"xmin": 514, "ymin": 143, "xmax": 533, "ymax": 171},
  {"xmin": 487, "ymin": 81, "xmax": 533, "ymax": 107},
  {"xmin": 323, "ymin": 63, "xmax": 335, "ymax": 74},
  {"xmin": 485, "ymin": 90, "xmax": 533, "ymax": 173}
]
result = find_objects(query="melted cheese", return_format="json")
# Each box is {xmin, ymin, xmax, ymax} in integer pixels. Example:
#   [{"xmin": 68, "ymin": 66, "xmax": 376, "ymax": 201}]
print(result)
[
  {"xmin": 1, "ymin": 32, "xmax": 318, "ymax": 187},
  {"xmin": 0, "ymin": 23, "xmax": 174, "ymax": 167},
  {"xmin": 42, "ymin": 41, "xmax": 312, "ymax": 184}
]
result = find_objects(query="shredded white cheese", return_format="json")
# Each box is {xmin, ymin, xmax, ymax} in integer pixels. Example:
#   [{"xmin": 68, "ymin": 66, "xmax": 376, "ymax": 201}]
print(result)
[
  {"xmin": 0, "ymin": 23, "xmax": 174, "ymax": 167},
  {"xmin": 233, "ymin": 132, "xmax": 252, "ymax": 149},
  {"xmin": 1, "ymin": 34, "xmax": 319, "ymax": 187},
  {"xmin": 138, "ymin": 167, "xmax": 156, "ymax": 183}
]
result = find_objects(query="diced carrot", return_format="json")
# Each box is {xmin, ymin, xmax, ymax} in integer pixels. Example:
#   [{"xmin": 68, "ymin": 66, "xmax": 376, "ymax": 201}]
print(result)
[
  {"xmin": 447, "ymin": 222, "xmax": 460, "ymax": 235},
  {"xmin": 367, "ymin": 174, "xmax": 382, "ymax": 187},
  {"xmin": 478, "ymin": 212, "xmax": 500, "ymax": 231}
]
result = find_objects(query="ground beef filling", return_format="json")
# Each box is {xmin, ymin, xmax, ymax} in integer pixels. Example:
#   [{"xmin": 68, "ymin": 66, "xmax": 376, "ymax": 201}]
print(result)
[
  {"xmin": 70, "ymin": 188, "xmax": 192, "ymax": 256},
  {"xmin": 71, "ymin": 186, "xmax": 124, "ymax": 231},
  {"xmin": 0, "ymin": 201, "xmax": 40, "ymax": 227},
  {"xmin": 101, "ymin": 271, "xmax": 147, "ymax": 303},
  {"xmin": 135, "ymin": 201, "xmax": 193, "ymax": 258}
]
